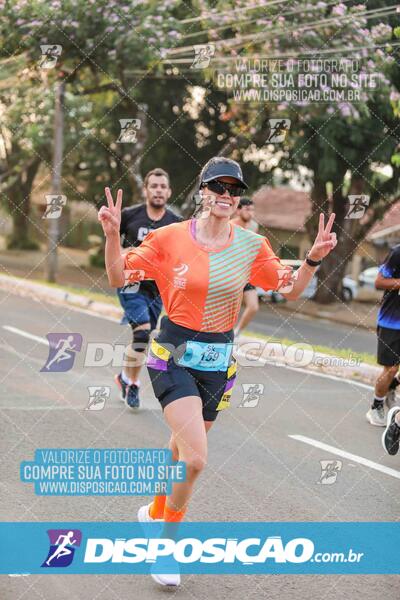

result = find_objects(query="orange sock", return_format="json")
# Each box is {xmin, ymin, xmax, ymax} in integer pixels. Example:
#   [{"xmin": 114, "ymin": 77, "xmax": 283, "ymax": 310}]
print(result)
[
  {"xmin": 149, "ymin": 495, "xmax": 166, "ymax": 519},
  {"xmin": 163, "ymin": 503, "xmax": 187, "ymax": 523}
]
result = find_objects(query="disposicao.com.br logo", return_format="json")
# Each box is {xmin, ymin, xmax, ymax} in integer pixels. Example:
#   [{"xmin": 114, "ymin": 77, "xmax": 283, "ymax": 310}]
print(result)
[
  {"xmin": 2, "ymin": 522, "xmax": 391, "ymax": 575},
  {"xmin": 83, "ymin": 535, "xmax": 362, "ymax": 566}
]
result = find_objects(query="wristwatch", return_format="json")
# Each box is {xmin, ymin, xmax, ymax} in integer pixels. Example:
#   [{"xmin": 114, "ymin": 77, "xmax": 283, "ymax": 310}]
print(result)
[{"xmin": 305, "ymin": 251, "xmax": 322, "ymax": 267}]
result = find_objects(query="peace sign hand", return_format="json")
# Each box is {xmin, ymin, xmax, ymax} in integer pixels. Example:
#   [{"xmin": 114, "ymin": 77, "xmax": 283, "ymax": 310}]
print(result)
[
  {"xmin": 309, "ymin": 213, "xmax": 337, "ymax": 261},
  {"xmin": 98, "ymin": 187, "xmax": 123, "ymax": 238}
]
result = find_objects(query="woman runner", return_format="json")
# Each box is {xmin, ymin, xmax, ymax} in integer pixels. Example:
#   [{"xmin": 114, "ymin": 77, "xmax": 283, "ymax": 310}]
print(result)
[{"xmin": 98, "ymin": 157, "xmax": 337, "ymax": 586}]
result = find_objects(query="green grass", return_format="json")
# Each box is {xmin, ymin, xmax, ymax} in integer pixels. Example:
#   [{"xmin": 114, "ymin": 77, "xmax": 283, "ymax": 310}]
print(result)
[{"xmin": 242, "ymin": 329, "xmax": 376, "ymax": 366}]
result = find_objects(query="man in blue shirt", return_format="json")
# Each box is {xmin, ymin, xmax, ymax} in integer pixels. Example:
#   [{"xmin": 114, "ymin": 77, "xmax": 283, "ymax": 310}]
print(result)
[{"xmin": 367, "ymin": 245, "xmax": 400, "ymax": 427}]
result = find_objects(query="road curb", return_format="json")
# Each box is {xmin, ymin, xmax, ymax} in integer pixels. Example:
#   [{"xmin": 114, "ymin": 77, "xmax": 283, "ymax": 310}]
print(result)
[{"xmin": 0, "ymin": 273, "xmax": 379, "ymax": 386}]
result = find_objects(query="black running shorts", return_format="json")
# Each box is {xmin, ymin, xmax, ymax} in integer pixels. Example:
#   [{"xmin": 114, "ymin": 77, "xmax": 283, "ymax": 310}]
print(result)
[
  {"xmin": 146, "ymin": 318, "xmax": 237, "ymax": 422},
  {"xmin": 377, "ymin": 325, "xmax": 400, "ymax": 366}
]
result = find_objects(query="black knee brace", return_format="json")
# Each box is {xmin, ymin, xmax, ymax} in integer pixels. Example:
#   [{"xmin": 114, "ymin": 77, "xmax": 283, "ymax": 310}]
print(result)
[{"xmin": 131, "ymin": 327, "xmax": 150, "ymax": 352}]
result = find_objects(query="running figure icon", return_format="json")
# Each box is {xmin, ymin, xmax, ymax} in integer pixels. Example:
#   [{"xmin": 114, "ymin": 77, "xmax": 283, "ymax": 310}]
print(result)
[
  {"xmin": 44, "ymin": 335, "xmax": 77, "ymax": 371},
  {"xmin": 45, "ymin": 531, "xmax": 77, "ymax": 566}
]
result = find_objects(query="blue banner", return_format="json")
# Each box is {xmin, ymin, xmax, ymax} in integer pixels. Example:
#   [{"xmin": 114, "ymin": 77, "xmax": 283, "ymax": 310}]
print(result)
[{"xmin": 1, "ymin": 522, "xmax": 399, "ymax": 574}]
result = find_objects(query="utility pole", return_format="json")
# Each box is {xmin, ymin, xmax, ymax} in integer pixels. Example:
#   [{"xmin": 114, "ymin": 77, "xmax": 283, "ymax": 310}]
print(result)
[{"xmin": 47, "ymin": 77, "xmax": 64, "ymax": 282}]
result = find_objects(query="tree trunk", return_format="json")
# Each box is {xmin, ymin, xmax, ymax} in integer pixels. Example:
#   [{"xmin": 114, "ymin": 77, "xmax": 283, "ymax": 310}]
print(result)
[
  {"xmin": 305, "ymin": 178, "xmax": 328, "ymax": 240},
  {"xmin": 7, "ymin": 159, "xmax": 41, "ymax": 250},
  {"xmin": 7, "ymin": 186, "xmax": 37, "ymax": 249},
  {"xmin": 313, "ymin": 171, "xmax": 366, "ymax": 303},
  {"xmin": 313, "ymin": 235, "xmax": 358, "ymax": 303},
  {"xmin": 117, "ymin": 100, "xmax": 148, "ymax": 202}
]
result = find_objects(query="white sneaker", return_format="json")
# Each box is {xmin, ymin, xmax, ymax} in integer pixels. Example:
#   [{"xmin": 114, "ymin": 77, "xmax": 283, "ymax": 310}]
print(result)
[
  {"xmin": 151, "ymin": 571, "xmax": 181, "ymax": 586},
  {"xmin": 137, "ymin": 503, "xmax": 162, "ymax": 523},
  {"xmin": 138, "ymin": 504, "xmax": 180, "ymax": 586},
  {"xmin": 366, "ymin": 405, "xmax": 386, "ymax": 427}
]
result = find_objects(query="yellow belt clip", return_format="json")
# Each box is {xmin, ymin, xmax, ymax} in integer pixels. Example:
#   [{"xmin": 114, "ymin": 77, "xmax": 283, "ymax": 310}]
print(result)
[
  {"xmin": 151, "ymin": 339, "xmax": 171, "ymax": 361},
  {"xmin": 227, "ymin": 357, "xmax": 237, "ymax": 379}
]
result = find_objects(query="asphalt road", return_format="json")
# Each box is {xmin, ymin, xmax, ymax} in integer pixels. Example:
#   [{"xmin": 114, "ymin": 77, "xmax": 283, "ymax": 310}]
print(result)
[
  {"xmin": 249, "ymin": 303, "xmax": 376, "ymax": 355},
  {"xmin": 0, "ymin": 290, "xmax": 398, "ymax": 599}
]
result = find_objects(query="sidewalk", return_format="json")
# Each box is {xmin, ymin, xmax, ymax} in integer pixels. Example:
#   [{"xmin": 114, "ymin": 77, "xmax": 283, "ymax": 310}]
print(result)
[
  {"xmin": 0, "ymin": 245, "xmax": 111, "ymax": 296},
  {"xmin": 0, "ymin": 245, "xmax": 379, "ymax": 330}
]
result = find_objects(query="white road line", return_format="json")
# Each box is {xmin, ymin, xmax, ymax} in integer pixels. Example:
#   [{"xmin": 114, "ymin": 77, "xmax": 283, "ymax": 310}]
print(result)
[
  {"xmin": 272, "ymin": 362, "xmax": 373, "ymax": 390},
  {"xmin": 2, "ymin": 325, "xmax": 47, "ymax": 345},
  {"xmin": 56, "ymin": 302, "xmax": 120, "ymax": 323},
  {"xmin": 289, "ymin": 434, "xmax": 400, "ymax": 480}
]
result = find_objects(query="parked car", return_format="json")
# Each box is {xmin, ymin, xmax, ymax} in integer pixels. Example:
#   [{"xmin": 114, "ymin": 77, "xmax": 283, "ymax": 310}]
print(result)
[
  {"xmin": 358, "ymin": 266, "xmax": 379, "ymax": 289},
  {"xmin": 257, "ymin": 260, "xmax": 358, "ymax": 303},
  {"xmin": 357, "ymin": 266, "xmax": 383, "ymax": 301}
]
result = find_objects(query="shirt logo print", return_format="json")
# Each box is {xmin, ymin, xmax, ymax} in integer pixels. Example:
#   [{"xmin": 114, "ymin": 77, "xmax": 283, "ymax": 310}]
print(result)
[{"xmin": 173, "ymin": 263, "xmax": 189, "ymax": 288}]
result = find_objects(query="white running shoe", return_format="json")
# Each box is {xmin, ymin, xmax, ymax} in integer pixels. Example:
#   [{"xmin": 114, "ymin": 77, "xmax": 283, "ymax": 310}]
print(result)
[
  {"xmin": 137, "ymin": 504, "xmax": 180, "ymax": 586},
  {"xmin": 366, "ymin": 405, "xmax": 386, "ymax": 427},
  {"xmin": 137, "ymin": 503, "xmax": 161, "ymax": 523},
  {"xmin": 151, "ymin": 571, "xmax": 181, "ymax": 586}
]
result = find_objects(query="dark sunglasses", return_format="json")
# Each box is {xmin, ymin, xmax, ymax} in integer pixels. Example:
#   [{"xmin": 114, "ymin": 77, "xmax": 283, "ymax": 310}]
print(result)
[{"xmin": 202, "ymin": 179, "xmax": 245, "ymax": 197}]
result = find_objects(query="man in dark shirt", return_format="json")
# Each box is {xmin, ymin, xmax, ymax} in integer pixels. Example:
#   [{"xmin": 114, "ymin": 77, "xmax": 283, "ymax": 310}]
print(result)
[
  {"xmin": 367, "ymin": 245, "xmax": 400, "ymax": 428},
  {"xmin": 115, "ymin": 168, "xmax": 181, "ymax": 409}
]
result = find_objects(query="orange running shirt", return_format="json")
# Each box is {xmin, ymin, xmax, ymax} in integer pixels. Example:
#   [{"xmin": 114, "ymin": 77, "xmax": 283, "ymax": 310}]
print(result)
[{"xmin": 124, "ymin": 219, "xmax": 286, "ymax": 332}]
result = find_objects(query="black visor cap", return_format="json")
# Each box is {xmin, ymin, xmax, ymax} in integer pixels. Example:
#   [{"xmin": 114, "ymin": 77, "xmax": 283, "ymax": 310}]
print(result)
[{"xmin": 200, "ymin": 159, "xmax": 248, "ymax": 189}]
